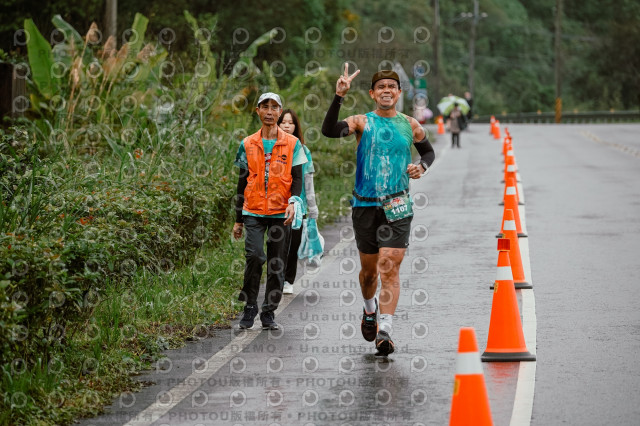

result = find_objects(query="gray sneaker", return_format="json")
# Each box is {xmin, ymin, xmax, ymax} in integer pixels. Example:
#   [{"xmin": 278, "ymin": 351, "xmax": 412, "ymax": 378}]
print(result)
[{"xmin": 238, "ymin": 304, "xmax": 258, "ymax": 329}]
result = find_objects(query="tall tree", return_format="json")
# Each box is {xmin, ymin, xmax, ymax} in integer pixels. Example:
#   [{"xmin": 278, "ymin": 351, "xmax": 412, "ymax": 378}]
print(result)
[{"xmin": 105, "ymin": 0, "xmax": 117, "ymax": 41}]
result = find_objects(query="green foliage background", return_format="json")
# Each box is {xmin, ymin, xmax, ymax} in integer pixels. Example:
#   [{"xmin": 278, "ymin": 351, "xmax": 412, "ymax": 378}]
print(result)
[
  {"xmin": 2, "ymin": 0, "xmax": 638, "ymax": 113},
  {"xmin": 0, "ymin": 1, "xmax": 638, "ymax": 424}
]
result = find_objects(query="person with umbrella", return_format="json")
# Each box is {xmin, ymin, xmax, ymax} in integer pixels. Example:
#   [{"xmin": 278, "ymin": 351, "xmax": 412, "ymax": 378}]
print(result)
[
  {"xmin": 437, "ymin": 95, "xmax": 469, "ymax": 148},
  {"xmin": 448, "ymin": 103, "xmax": 464, "ymax": 148}
]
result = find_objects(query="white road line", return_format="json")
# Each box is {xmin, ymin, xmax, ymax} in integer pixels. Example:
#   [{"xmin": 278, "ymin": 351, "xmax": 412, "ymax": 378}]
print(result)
[
  {"xmin": 123, "ymin": 241, "xmax": 352, "ymax": 426},
  {"xmin": 510, "ymin": 207, "xmax": 537, "ymax": 426},
  {"xmin": 517, "ymin": 181, "xmax": 526, "ymax": 204},
  {"xmin": 580, "ymin": 130, "xmax": 640, "ymax": 158},
  {"xmin": 519, "ymin": 233, "xmax": 532, "ymax": 285},
  {"xmin": 518, "ymin": 205, "xmax": 528, "ymax": 235},
  {"xmin": 510, "ymin": 361, "xmax": 537, "ymax": 426},
  {"xmin": 521, "ymin": 289, "xmax": 537, "ymax": 355}
]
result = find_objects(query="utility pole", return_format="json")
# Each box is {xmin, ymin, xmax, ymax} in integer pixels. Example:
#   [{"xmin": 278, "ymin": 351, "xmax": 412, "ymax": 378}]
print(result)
[
  {"xmin": 468, "ymin": 0, "xmax": 479, "ymax": 99},
  {"xmin": 433, "ymin": 0, "xmax": 440, "ymax": 106},
  {"xmin": 554, "ymin": 0, "xmax": 563, "ymax": 123},
  {"xmin": 105, "ymin": 0, "xmax": 117, "ymax": 41}
]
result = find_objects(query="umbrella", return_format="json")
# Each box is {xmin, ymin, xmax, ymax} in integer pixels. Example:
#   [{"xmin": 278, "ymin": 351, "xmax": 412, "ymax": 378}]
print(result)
[{"xmin": 437, "ymin": 96, "xmax": 470, "ymax": 115}]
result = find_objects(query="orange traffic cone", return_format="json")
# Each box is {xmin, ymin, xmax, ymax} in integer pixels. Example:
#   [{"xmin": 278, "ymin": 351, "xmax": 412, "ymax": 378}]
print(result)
[
  {"xmin": 449, "ymin": 327, "xmax": 493, "ymax": 426},
  {"xmin": 496, "ymin": 209, "xmax": 531, "ymax": 289},
  {"xmin": 499, "ymin": 167, "xmax": 524, "ymax": 206},
  {"xmin": 489, "ymin": 115, "xmax": 496, "ymax": 135},
  {"xmin": 482, "ymin": 239, "xmax": 536, "ymax": 362},
  {"xmin": 501, "ymin": 150, "xmax": 520, "ymax": 183},
  {"xmin": 493, "ymin": 120, "xmax": 501, "ymax": 140},
  {"xmin": 503, "ymin": 155, "xmax": 521, "ymax": 184},
  {"xmin": 437, "ymin": 116, "xmax": 445, "ymax": 134},
  {"xmin": 496, "ymin": 179, "xmax": 527, "ymax": 238},
  {"xmin": 502, "ymin": 135, "xmax": 513, "ymax": 159}
]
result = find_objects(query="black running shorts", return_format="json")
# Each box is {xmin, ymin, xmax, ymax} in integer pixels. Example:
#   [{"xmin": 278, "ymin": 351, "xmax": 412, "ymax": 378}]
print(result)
[{"xmin": 351, "ymin": 207, "xmax": 413, "ymax": 254}]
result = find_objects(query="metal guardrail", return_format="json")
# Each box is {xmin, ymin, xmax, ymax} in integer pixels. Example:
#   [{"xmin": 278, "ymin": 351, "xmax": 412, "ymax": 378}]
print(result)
[{"xmin": 474, "ymin": 110, "xmax": 640, "ymax": 124}]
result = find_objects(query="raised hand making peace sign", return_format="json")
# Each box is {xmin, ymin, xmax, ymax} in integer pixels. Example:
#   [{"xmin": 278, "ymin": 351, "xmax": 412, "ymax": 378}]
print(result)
[{"xmin": 335, "ymin": 62, "xmax": 360, "ymax": 97}]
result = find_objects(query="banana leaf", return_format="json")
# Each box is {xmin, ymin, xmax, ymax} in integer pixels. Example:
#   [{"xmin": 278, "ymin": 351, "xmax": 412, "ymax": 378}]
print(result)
[
  {"xmin": 24, "ymin": 18, "xmax": 58, "ymax": 99},
  {"xmin": 51, "ymin": 15, "xmax": 94, "ymax": 67},
  {"xmin": 134, "ymin": 46, "xmax": 168, "ymax": 84},
  {"xmin": 231, "ymin": 29, "xmax": 276, "ymax": 79},
  {"xmin": 183, "ymin": 10, "xmax": 217, "ymax": 83},
  {"xmin": 127, "ymin": 13, "xmax": 149, "ymax": 58}
]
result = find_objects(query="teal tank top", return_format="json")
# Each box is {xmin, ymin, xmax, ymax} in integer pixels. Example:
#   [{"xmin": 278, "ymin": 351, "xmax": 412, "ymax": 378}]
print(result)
[{"xmin": 352, "ymin": 111, "xmax": 413, "ymax": 207}]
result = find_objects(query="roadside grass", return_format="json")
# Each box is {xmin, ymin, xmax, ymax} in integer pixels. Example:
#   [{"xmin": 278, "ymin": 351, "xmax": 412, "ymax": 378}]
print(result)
[{"xmin": 1, "ymin": 238, "xmax": 245, "ymax": 425}]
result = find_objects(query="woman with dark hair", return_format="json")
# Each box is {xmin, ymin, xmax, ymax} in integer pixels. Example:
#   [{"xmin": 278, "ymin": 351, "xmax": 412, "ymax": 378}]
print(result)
[{"xmin": 277, "ymin": 109, "xmax": 319, "ymax": 294}]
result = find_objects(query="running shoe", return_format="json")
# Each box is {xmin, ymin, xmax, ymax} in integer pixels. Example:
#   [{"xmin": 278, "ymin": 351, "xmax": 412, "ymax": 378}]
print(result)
[
  {"xmin": 260, "ymin": 311, "xmax": 279, "ymax": 330},
  {"xmin": 375, "ymin": 330, "xmax": 395, "ymax": 356},
  {"xmin": 282, "ymin": 281, "xmax": 294, "ymax": 294},
  {"xmin": 360, "ymin": 299, "xmax": 378, "ymax": 342},
  {"xmin": 238, "ymin": 304, "xmax": 258, "ymax": 329}
]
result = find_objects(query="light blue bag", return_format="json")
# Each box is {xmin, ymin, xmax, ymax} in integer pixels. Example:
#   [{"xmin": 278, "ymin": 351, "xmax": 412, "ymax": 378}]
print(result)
[{"xmin": 298, "ymin": 218, "xmax": 324, "ymax": 266}]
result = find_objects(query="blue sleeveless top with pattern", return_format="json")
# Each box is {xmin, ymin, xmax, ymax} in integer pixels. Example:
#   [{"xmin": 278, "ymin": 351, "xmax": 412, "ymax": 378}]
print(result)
[{"xmin": 352, "ymin": 111, "xmax": 413, "ymax": 207}]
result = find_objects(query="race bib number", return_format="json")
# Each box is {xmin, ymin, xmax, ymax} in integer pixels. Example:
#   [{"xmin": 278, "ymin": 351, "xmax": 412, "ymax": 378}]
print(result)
[{"xmin": 382, "ymin": 194, "xmax": 413, "ymax": 222}]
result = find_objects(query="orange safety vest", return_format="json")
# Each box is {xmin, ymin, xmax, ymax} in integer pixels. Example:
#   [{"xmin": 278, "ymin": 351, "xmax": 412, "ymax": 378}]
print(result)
[{"xmin": 243, "ymin": 128, "xmax": 297, "ymax": 215}]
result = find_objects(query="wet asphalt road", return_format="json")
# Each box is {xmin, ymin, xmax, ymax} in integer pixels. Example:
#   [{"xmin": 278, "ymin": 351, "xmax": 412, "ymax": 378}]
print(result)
[
  {"xmin": 79, "ymin": 123, "xmax": 640, "ymax": 426},
  {"xmin": 512, "ymin": 124, "xmax": 640, "ymax": 425}
]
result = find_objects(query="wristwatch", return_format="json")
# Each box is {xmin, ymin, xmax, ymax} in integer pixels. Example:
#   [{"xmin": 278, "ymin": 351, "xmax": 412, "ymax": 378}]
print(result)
[{"xmin": 419, "ymin": 161, "xmax": 429, "ymax": 174}]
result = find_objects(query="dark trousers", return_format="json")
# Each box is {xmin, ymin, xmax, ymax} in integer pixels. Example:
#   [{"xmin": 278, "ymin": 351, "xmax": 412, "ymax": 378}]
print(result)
[
  {"xmin": 451, "ymin": 132, "xmax": 460, "ymax": 148},
  {"xmin": 285, "ymin": 225, "xmax": 303, "ymax": 284},
  {"xmin": 239, "ymin": 215, "xmax": 291, "ymax": 312}
]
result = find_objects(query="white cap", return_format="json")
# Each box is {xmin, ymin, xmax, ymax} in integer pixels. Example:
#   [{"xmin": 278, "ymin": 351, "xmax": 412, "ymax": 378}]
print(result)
[{"xmin": 257, "ymin": 92, "xmax": 282, "ymax": 108}]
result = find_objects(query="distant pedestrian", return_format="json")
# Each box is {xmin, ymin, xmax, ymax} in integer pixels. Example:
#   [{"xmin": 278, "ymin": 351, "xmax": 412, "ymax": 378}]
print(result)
[
  {"xmin": 464, "ymin": 91, "xmax": 473, "ymax": 123},
  {"xmin": 322, "ymin": 64, "xmax": 435, "ymax": 356},
  {"xmin": 447, "ymin": 103, "xmax": 464, "ymax": 148},
  {"xmin": 232, "ymin": 93, "xmax": 308, "ymax": 330},
  {"xmin": 277, "ymin": 109, "xmax": 319, "ymax": 294}
]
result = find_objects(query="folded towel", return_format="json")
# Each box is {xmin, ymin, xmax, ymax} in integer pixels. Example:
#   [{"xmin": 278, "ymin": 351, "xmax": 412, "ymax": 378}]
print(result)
[{"xmin": 287, "ymin": 196, "xmax": 304, "ymax": 230}]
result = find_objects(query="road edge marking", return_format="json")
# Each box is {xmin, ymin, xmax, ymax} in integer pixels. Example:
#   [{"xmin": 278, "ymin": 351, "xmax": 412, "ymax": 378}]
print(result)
[{"xmin": 510, "ymin": 209, "xmax": 537, "ymax": 426}]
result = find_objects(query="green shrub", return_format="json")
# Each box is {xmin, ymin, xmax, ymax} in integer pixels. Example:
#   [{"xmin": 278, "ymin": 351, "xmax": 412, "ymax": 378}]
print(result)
[{"xmin": 0, "ymin": 11, "xmax": 361, "ymax": 425}]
